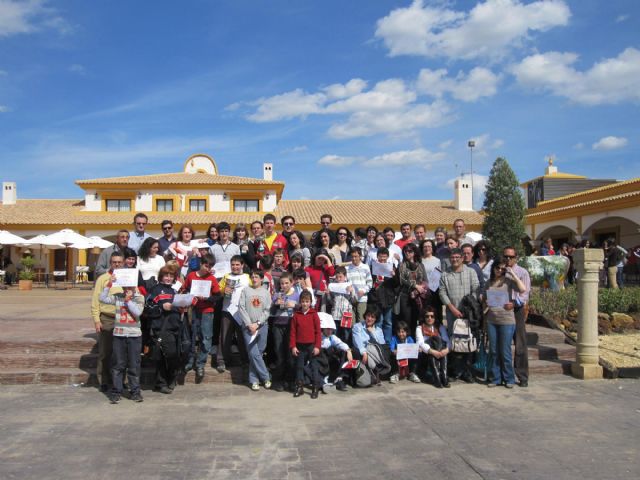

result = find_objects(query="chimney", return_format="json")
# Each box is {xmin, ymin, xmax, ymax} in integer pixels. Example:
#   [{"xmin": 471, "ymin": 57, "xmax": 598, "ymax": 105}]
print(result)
[
  {"xmin": 2, "ymin": 182, "xmax": 16, "ymax": 205},
  {"xmin": 263, "ymin": 163, "xmax": 273, "ymax": 181},
  {"xmin": 454, "ymin": 178, "xmax": 473, "ymax": 211}
]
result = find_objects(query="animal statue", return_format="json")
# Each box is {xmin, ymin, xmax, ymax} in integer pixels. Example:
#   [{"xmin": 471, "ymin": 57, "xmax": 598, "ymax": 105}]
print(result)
[{"xmin": 518, "ymin": 255, "xmax": 570, "ymax": 291}]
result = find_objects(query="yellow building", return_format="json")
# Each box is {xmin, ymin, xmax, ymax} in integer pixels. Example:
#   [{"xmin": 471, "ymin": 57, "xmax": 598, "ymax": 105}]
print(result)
[{"xmin": 1, "ymin": 154, "xmax": 483, "ymax": 279}]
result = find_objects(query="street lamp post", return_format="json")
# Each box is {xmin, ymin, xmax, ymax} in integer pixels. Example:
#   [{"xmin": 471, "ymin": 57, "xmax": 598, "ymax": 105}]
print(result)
[{"xmin": 467, "ymin": 140, "xmax": 475, "ymax": 203}]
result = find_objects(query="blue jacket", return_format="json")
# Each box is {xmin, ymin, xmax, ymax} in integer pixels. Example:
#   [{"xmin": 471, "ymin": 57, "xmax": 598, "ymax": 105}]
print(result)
[{"xmin": 352, "ymin": 322, "xmax": 385, "ymax": 355}]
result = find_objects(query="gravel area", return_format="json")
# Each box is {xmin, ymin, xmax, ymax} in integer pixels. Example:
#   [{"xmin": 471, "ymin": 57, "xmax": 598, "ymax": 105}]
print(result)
[{"xmin": 599, "ymin": 333, "xmax": 640, "ymax": 368}]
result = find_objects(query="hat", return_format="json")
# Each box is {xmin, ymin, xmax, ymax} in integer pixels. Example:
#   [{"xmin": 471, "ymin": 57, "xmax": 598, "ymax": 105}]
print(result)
[{"xmin": 318, "ymin": 312, "xmax": 337, "ymax": 330}]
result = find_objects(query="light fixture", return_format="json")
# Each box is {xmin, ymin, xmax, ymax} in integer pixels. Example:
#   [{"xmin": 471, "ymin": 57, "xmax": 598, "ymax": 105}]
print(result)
[
  {"xmin": 223, "ymin": 193, "xmax": 228, "ymax": 201},
  {"xmin": 137, "ymin": 192, "xmax": 142, "ymax": 199},
  {"xmin": 265, "ymin": 194, "xmax": 270, "ymax": 200},
  {"xmin": 93, "ymin": 193, "xmax": 99, "ymax": 200}
]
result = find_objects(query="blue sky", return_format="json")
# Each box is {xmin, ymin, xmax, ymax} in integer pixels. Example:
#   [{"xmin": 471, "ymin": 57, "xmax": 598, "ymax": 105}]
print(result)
[{"xmin": 0, "ymin": 0, "xmax": 638, "ymax": 208}]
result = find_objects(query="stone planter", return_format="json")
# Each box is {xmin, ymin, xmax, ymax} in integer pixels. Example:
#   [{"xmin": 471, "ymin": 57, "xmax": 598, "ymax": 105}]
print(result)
[{"xmin": 18, "ymin": 280, "xmax": 33, "ymax": 291}]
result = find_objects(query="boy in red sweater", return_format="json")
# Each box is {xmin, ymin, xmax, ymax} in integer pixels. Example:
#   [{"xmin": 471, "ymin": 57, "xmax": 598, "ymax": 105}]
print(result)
[
  {"xmin": 290, "ymin": 290, "xmax": 322, "ymax": 399},
  {"xmin": 182, "ymin": 254, "xmax": 221, "ymax": 381}
]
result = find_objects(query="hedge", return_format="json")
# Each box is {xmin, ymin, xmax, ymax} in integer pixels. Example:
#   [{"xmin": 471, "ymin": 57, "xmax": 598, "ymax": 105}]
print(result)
[{"xmin": 529, "ymin": 286, "xmax": 640, "ymax": 319}]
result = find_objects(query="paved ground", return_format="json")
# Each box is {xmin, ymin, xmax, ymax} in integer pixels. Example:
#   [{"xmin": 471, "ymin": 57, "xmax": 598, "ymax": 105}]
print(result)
[{"xmin": 0, "ymin": 376, "xmax": 639, "ymax": 480}]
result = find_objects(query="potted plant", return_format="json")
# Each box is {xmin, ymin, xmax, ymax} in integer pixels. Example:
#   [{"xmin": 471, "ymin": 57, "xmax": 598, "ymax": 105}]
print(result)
[{"xmin": 18, "ymin": 256, "xmax": 35, "ymax": 291}]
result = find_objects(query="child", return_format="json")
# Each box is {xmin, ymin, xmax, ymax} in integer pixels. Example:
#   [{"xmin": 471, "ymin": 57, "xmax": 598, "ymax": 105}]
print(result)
[
  {"xmin": 346, "ymin": 247, "xmax": 372, "ymax": 323},
  {"xmin": 216, "ymin": 255, "xmax": 251, "ymax": 373},
  {"xmin": 318, "ymin": 312, "xmax": 352, "ymax": 392},
  {"xmin": 271, "ymin": 248, "xmax": 287, "ymax": 292},
  {"xmin": 368, "ymin": 247, "xmax": 397, "ymax": 344},
  {"xmin": 292, "ymin": 268, "xmax": 315, "ymax": 305},
  {"xmin": 290, "ymin": 290, "xmax": 322, "ymax": 399},
  {"xmin": 389, "ymin": 321, "xmax": 420, "ymax": 384},
  {"xmin": 99, "ymin": 279, "xmax": 145, "ymax": 403},
  {"xmin": 327, "ymin": 266, "xmax": 357, "ymax": 345},
  {"xmin": 260, "ymin": 254, "xmax": 275, "ymax": 295},
  {"xmin": 305, "ymin": 250, "xmax": 335, "ymax": 310},
  {"xmin": 238, "ymin": 269, "xmax": 272, "ymax": 391},
  {"xmin": 352, "ymin": 227, "xmax": 367, "ymax": 251},
  {"xmin": 182, "ymin": 254, "xmax": 221, "ymax": 380},
  {"xmin": 270, "ymin": 272, "xmax": 300, "ymax": 392},
  {"xmin": 415, "ymin": 307, "xmax": 451, "ymax": 388}
]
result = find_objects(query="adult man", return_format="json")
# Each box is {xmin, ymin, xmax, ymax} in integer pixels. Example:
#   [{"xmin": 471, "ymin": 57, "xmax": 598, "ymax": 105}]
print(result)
[
  {"xmin": 311, "ymin": 214, "xmax": 335, "ymax": 245},
  {"xmin": 262, "ymin": 214, "xmax": 289, "ymax": 262},
  {"xmin": 383, "ymin": 227, "xmax": 403, "ymax": 265},
  {"xmin": 128, "ymin": 213, "xmax": 152, "ymax": 253},
  {"xmin": 452, "ymin": 219, "xmax": 476, "ymax": 247},
  {"xmin": 280, "ymin": 215, "xmax": 296, "ymax": 241},
  {"xmin": 413, "ymin": 224, "xmax": 426, "ymax": 246},
  {"xmin": 209, "ymin": 222, "xmax": 240, "ymax": 280},
  {"xmin": 461, "ymin": 243, "xmax": 485, "ymax": 291},
  {"xmin": 95, "ymin": 230, "xmax": 130, "ymax": 277},
  {"xmin": 434, "ymin": 227, "xmax": 448, "ymax": 258},
  {"xmin": 439, "ymin": 248, "xmax": 480, "ymax": 382},
  {"xmin": 503, "ymin": 246, "xmax": 531, "ymax": 387},
  {"xmin": 91, "ymin": 252, "xmax": 124, "ymax": 392},
  {"xmin": 394, "ymin": 223, "xmax": 413, "ymax": 250},
  {"xmin": 157, "ymin": 219, "xmax": 176, "ymax": 255}
]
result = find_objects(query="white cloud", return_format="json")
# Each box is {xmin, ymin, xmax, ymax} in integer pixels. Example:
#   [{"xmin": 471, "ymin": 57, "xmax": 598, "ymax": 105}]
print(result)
[
  {"xmin": 281, "ymin": 145, "xmax": 308, "ymax": 154},
  {"xmin": 323, "ymin": 78, "xmax": 367, "ymax": 99},
  {"xmin": 0, "ymin": 105, "xmax": 10, "ymax": 112},
  {"xmin": 248, "ymin": 89, "xmax": 325, "ymax": 122},
  {"xmin": 325, "ymin": 79, "xmax": 416, "ymax": 114},
  {"xmin": 439, "ymin": 139, "xmax": 453, "ymax": 150},
  {"xmin": 468, "ymin": 133, "xmax": 505, "ymax": 157},
  {"xmin": 573, "ymin": 142, "xmax": 584, "ymax": 150},
  {"xmin": 361, "ymin": 148, "xmax": 445, "ymax": 168},
  {"xmin": 318, "ymin": 155, "xmax": 359, "ymax": 167},
  {"xmin": 511, "ymin": 47, "xmax": 640, "ymax": 105},
  {"xmin": 592, "ymin": 136, "xmax": 628, "ymax": 151},
  {"xmin": 417, "ymin": 67, "xmax": 500, "ymax": 102},
  {"xmin": 375, "ymin": 0, "xmax": 570, "ymax": 61},
  {"xmin": 616, "ymin": 14, "xmax": 629, "ymax": 23},
  {"xmin": 0, "ymin": 0, "xmax": 70, "ymax": 37}
]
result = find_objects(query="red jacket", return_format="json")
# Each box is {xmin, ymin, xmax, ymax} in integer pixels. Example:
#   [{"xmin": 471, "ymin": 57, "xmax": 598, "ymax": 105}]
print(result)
[
  {"xmin": 263, "ymin": 232, "xmax": 290, "ymax": 266},
  {"xmin": 290, "ymin": 308, "xmax": 321, "ymax": 349},
  {"xmin": 183, "ymin": 271, "xmax": 220, "ymax": 313}
]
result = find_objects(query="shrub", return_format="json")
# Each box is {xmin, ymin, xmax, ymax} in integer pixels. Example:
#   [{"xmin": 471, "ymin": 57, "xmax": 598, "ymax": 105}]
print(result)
[{"xmin": 529, "ymin": 286, "xmax": 640, "ymax": 318}]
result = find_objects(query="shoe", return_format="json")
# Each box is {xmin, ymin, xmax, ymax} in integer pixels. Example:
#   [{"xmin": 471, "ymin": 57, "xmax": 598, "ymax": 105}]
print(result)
[
  {"xmin": 322, "ymin": 383, "xmax": 336, "ymax": 394},
  {"xmin": 293, "ymin": 382, "xmax": 304, "ymax": 398},
  {"xmin": 389, "ymin": 374, "xmax": 399, "ymax": 384},
  {"xmin": 263, "ymin": 380, "xmax": 272, "ymax": 389},
  {"xmin": 505, "ymin": 383, "xmax": 515, "ymax": 389},
  {"xmin": 519, "ymin": 380, "xmax": 528, "ymax": 388},
  {"xmin": 409, "ymin": 373, "xmax": 421, "ymax": 384},
  {"xmin": 273, "ymin": 382, "xmax": 284, "ymax": 392},
  {"xmin": 487, "ymin": 383, "xmax": 499, "ymax": 388},
  {"xmin": 184, "ymin": 363, "xmax": 194, "ymax": 373},
  {"xmin": 154, "ymin": 386, "xmax": 172, "ymax": 394},
  {"xmin": 335, "ymin": 379, "xmax": 347, "ymax": 391},
  {"xmin": 461, "ymin": 374, "xmax": 474, "ymax": 384},
  {"xmin": 130, "ymin": 392, "xmax": 144, "ymax": 402},
  {"xmin": 216, "ymin": 363, "xmax": 226, "ymax": 373},
  {"xmin": 108, "ymin": 393, "xmax": 121, "ymax": 404},
  {"xmin": 310, "ymin": 387, "xmax": 319, "ymax": 399},
  {"xmin": 250, "ymin": 383, "xmax": 260, "ymax": 391}
]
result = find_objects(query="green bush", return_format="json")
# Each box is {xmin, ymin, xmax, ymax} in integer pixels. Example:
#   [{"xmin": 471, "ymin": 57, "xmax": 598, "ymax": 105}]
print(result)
[{"xmin": 529, "ymin": 286, "xmax": 640, "ymax": 318}]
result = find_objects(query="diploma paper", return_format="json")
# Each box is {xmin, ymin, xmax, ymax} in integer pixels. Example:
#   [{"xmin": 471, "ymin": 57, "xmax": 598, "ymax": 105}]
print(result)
[
  {"xmin": 427, "ymin": 269, "xmax": 441, "ymax": 292},
  {"xmin": 113, "ymin": 269, "xmax": 138, "ymax": 287},
  {"xmin": 172, "ymin": 294, "xmax": 194, "ymax": 308},
  {"xmin": 396, "ymin": 343, "xmax": 419, "ymax": 360},
  {"xmin": 190, "ymin": 279, "xmax": 212, "ymax": 297},
  {"xmin": 487, "ymin": 289, "xmax": 510, "ymax": 308},
  {"xmin": 371, "ymin": 260, "xmax": 393, "ymax": 278},
  {"xmin": 328, "ymin": 282, "xmax": 352, "ymax": 295},
  {"xmin": 214, "ymin": 261, "xmax": 231, "ymax": 278}
]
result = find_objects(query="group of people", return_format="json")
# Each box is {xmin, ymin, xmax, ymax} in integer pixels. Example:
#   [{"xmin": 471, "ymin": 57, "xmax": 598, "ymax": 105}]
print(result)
[{"xmin": 92, "ymin": 213, "xmax": 534, "ymax": 404}]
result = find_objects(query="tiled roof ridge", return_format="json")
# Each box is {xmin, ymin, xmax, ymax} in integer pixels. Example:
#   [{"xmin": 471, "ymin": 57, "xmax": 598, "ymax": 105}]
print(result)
[
  {"xmin": 535, "ymin": 177, "xmax": 638, "ymax": 207},
  {"xmin": 75, "ymin": 172, "xmax": 284, "ymax": 185},
  {"xmin": 527, "ymin": 190, "xmax": 640, "ymax": 217}
]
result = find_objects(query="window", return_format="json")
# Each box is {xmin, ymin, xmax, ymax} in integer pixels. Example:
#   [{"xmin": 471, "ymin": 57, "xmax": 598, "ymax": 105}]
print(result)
[
  {"xmin": 189, "ymin": 199, "xmax": 206, "ymax": 212},
  {"xmin": 156, "ymin": 199, "xmax": 173, "ymax": 212},
  {"xmin": 234, "ymin": 200, "xmax": 259, "ymax": 212},
  {"xmin": 106, "ymin": 199, "xmax": 131, "ymax": 212}
]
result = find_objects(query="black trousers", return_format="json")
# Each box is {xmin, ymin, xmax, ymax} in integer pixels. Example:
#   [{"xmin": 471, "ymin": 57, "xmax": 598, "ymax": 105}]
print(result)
[
  {"xmin": 513, "ymin": 305, "xmax": 529, "ymax": 383},
  {"xmin": 294, "ymin": 343, "xmax": 322, "ymax": 387}
]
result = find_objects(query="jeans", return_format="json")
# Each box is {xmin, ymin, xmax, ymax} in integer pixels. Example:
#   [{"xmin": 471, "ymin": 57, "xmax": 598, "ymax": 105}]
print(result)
[
  {"xmin": 217, "ymin": 312, "xmax": 248, "ymax": 367},
  {"xmin": 243, "ymin": 324, "xmax": 270, "ymax": 384},
  {"xmin": 377, "ymin": 307, "xmax": 393, "ymax": 345},
  {"xmin": 271, "ymin": 323, "xmax": 293, "ymax": 383},
  {"xmin": 617, "ymin": 266, "xmax": 624, "ymax": 288},
  {"xmin": 111, "ymin": 335, "xmax": 142, "ymax": 394},
  {"xmin": 189, "ymin": 310, "xmax": 214, "ymax": 369},
  {"xmin": 487, "ymin": 322, "xmax": 516, "ymax": 385}
]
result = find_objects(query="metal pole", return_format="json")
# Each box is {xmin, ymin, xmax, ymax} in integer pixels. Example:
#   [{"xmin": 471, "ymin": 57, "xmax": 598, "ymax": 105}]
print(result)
[{"xmin": 467, "ymin": 140, "xmax": 475, "ymax": 203}]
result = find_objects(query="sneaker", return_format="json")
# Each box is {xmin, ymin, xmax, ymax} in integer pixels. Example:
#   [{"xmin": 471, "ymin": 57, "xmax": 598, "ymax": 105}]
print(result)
[
  {"xmin": 263, "ymin": 380, "xmax": 272, "ymax": 390},
  {"xmin": 335, "ymin": 379, "xmax": 347, "ymax": 391},
  {"xmin": 409, "ymin": 373, "xmax": 421, "ymax": 383},
  {"xmin": 153, "ymin": 386, "xmax": 172, "ymax": 394},
  {"xmin": 216, "ymin": 363, "xmax": 226, "ymax": 373},
  {"xmin": 250, "ymin": 383, "xmax": 260, "ymax": 391},
  {"xmin": 519, "ymin": 380, "xmax": 528, "ymax": 388},
  {"xmin": 273, "ymin": 382, "xmax": 284, "ymax": 392},
  {"xmin": 487, "ymin": 383, "xmax": 500, "ymax": 388},
  {"xmin": 108, "ymin": 393, "xmax": 121, "ymax": 404},
  {"xmin": 505, "ymin": 383, "xmax": 515, "ymax": 389},
  {"xmin": 130, "ymin": 392, "xmax": 144, "ymax": 402},
  {"xmin": 322, "ymin": 383, "xmax": 336, "ymax": 394},
  {"xmin": 389, "ymin": 374, "xmax": 399, "ymax": 384},
  {"xmin": 196, "ymin": 367, "xmax": 205, "ymax": 377}
]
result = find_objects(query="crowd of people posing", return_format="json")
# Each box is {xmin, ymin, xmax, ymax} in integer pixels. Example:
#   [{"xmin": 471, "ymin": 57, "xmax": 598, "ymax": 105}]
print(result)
[{"xmin": 92, "ymin": 213, "xmax": 532, "ymax": 404}]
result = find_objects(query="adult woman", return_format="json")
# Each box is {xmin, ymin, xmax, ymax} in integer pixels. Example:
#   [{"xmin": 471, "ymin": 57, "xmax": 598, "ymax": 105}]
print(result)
[
  {"xmin": 420, "ymin": 239, "xmax": 440, "ymax": 277},
  {"xmin": 420, "ymin": 239, "xmax": 442, "ymax": 322},
  {"xmin": 315, "ymin": 229, "xmax": 338, "ymax": 265},
  {"xmin": 397, "ymin": 243, "xmax": 427, "ymax": 333},
  {"xmin": 333, "ymin": 227, "xmax": 353, "ymax": 265},
  {"xmin": 603, "ymin": 238, "xmax": 625, "ymax": 289},
  {"xmin": 473, "ymin": 240, "xmax": 493, "ymax": 283},
  {"xmin": 288, "ymin": 230, "xmax": 311, "ymax": 267},
  {"xmin": 138, "ymin": 237, "xmax": 166, "ymax": 282},
  {"xmin": 205, "ymin": 224, "xmax": 218, "ymax": 247},
  {"xmin": 483, "ymin": 259, "xmax": 525, "ymax": 388},
  {"xmin": 169, "ymin": 225, "xmax": 198, "ymax": 273},
  {"xmin": 439, "ymin": 236, "xmax": 459, "ymax": 272},
  {"xmin": 364, "ymin": 225, "xmax": 378, "ymax": 263},
  {"xmin": 234, "ymin": 223, "xmax": 256, "ymax": 269},
  {"xmin": 366, "ymin": 233, "xmax": 386, "ymax": 268}
]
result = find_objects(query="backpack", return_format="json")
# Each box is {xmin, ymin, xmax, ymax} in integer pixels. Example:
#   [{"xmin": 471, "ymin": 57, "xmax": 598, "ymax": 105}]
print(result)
[
  {"xmin": 354, "ymin": 362, "xmax": 373, "ymax": 388},
  {"xmin": 143, "ymin": 294, "xmax": 163, "ymax": 321},
  {"xmin": 354, "ymin": 342, "xmax": 392, "ymax": 387},
  {"xmin": 450, "ymin": 318, "xmax": 478, "ymax": 353}
]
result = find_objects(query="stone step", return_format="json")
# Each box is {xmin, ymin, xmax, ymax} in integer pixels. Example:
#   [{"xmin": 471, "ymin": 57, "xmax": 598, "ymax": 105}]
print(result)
[
  {"xmin": 0, "ymin": 339, "xmax": 97, "ymax": 355},
  {"xmin": 526, "ymin": 324, "xmax": 567, "ymax": 346},
  {"xmin": 528, "ymin": 344, "xmax": 575, "ymax": 361},
  {"xmin": 528, "ymin": 359, "xmax": 572, "ymax": 375}
]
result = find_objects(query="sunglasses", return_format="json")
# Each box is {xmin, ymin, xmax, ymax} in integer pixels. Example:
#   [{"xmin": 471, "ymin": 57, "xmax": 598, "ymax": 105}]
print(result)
[
  {"xmin": 162, "ymin": 226, "xmax": 173, "ymax": 230},
  {"xmin": 321, "ymin": 221, "xmax": 331, "ymax": 225},
  {"xmin": 503, "ymin": 255, "xmax": 516, "ymax": 259},
  {"xmin": 283, "ymin": 222, "xmax": 294, "ymax": 227},
  {"xmin": 425, "ymin": 314, "xmax": 435, "ymax": 318},
  {"xmin": 135, "ymin": 222, "xmax": 147, "ymax": 226},
  {"xmin": 338, "ymin": 232, "xmax": 347, "ymax": 236}
]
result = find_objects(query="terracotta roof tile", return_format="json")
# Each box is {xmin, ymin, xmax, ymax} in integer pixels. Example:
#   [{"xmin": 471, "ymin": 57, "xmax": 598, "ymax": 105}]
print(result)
[
  {"xmin": 75, "ymin": 172, "xmax": 284, "ymax": 187},
  {"xmin": 526, "ymin": 190, "xmax": 640, "ymax": 218}
]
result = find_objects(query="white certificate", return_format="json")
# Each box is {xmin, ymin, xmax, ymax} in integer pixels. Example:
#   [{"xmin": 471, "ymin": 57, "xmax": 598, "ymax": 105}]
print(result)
[
  {"xmin": 328, "ymin": 282, "xmax": 352, "ymax": 295},
  {"xmin": 113, "ymin": 268, "xmax": 138, "ymax": 287},
  {"xmin": 396, "ymin": 343, "xmax": 419, "ymax": 360},
  {"xmin": 190, "ymin": 279, "xmax": 212, "ymax": 297},
  {"xmin": 214, "ymin": 261, "xmax": 231, "ymax": 277},
  {"xmin": 172, "ymin": 280, "xmax": 182, "ymax": 292},
  {"xmin": 427, "ymin": 269, "xmax": 441, "ymax": 292},
  {"xmin": 371, "ymin": 260, "xmax": 393, "ymax": 277},
  {"xmin": 172, "ymin": 294, "xmax": 194, "ymax": 308},
  {"xmin": 487, "ymin": 289, "xmax": 510, "ymax": 308}
]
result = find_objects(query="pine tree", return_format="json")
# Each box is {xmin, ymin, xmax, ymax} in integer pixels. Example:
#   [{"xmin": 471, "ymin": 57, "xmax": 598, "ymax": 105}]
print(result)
[{"xmin": 482, "ymin": 157, "xmax": 527, "ymax": 256}]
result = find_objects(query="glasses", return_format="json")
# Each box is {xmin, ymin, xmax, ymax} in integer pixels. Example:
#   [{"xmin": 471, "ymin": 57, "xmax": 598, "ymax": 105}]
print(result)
[
  {"xmin": 162, "ymin": 226, "xmax": 173, "ymax": 231},
  {"xmin": 321, "ymin": 221, "xmax": 331, "ymax": 225},
  {"xmin": 503, "ymin": 255, "xmax": 516, "ymax": 260},
  {"xmin": 425, "ymin": 314, "xmax": 435, "ymax": 318},
  {"xmin": 450, "ymin": 255, "xmax": 462, "ymax": 260},
  {"xmin": 283, "ymin": 222, "xmax": 294, "ymax": 227},
  {"xmin": 479, "ymin": 247, "xmax": 486, "ymax": 251},
  {"xmin": 338, "ymin": 232, "xmax": 347, "ymax": 236},
  {"xmin": 135, "ymin": 222, "xmax": 147, "ymax": 226}
]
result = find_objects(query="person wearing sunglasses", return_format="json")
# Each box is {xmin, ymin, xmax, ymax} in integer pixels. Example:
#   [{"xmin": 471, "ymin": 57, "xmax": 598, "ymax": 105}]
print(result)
[{"xmin": 158, "ymin": 220, "xmax": 176, "ymax": 256}]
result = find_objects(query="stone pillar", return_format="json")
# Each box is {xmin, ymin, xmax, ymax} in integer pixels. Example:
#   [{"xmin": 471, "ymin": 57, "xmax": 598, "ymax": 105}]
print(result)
[{"xmin": 571, "ymin": 248, "xmax": 604, "ymax": 380}]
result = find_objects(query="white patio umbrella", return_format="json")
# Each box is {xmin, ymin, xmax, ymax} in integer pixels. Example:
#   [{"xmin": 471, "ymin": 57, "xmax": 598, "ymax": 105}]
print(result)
[
  {"xmin": 0, "ymin": 230, "xmax": 27, "ymax": 245},
  {"xmin": 40, "ymin": 229, "xmax": 93, "ymax": 284},
  {"xmin": 467, "ymin": 231, "xmax": 484, "ymax": 243},
  {"xmin": 18, "ymin": 234, "xmax": 64, "ymax": 249}
]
